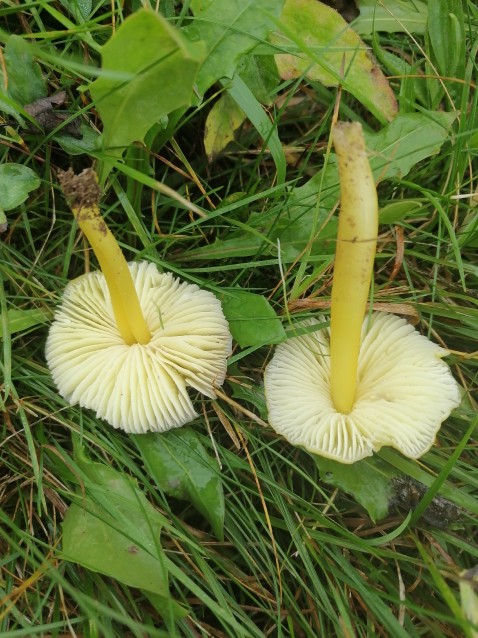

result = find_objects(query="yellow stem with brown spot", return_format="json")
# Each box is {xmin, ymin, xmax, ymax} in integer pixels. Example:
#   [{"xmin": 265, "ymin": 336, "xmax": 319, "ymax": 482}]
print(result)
[
  {"xmin": 330, "ymin": 122, "xmax": 378, "ymax": 414},
  {"xmin": 60, "ymin": 169, "xmax": 151, "ymax": 346}
]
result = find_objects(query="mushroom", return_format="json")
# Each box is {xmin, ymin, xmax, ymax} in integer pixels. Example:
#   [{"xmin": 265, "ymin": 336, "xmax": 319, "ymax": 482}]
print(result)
[
  {"xmin": 264, "ymin": 122, "xmax": 460, "ymax": 463},
  {"xmin": 46, "ymin": 168, "xmax": 232, "ymax": 433}
]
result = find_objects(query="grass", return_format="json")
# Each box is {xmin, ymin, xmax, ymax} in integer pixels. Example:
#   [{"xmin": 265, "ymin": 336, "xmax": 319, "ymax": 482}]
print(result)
[{"xmin": 1, "ymin": 1, "xmax": 478, "ymax": 636}]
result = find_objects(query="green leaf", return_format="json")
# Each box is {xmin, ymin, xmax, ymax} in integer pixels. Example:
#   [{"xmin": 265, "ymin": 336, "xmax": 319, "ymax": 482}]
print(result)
[
  {"xmin": 459, "ymin": 567, "xmax": 478, "ymax": 638},
  {"xmin": 204, "ymin": 93, "xmax": 246, "ymax": 161},
  {"xmin": 225, "ymin": 74, "xmax": 286, "ymax": 183},
  {"xmin": 0, "ymin": 164, "xmax": 40, "ymax": 211},
  {"xmin": 273, "ymin": 204, "xmax": 337, "ymax": 262},
  {"xmin": 314, "ymin": 455, "xmax": 395, "ymax": 522},
  {"xmin": 238, "ymin": 55, "xmax": 279, "ymax": 105},
  {"xmin": 133, "ymin": 428, "xmax": 225, "ymax": 540},
  {"xmin": 230, "ymin": 379, "xmax": 268, "ymax": 421},
  {"xmin": 221, "ymin": 290, "xmax": 286, "ymax": 348},
  {"xmin": 428, "ymin": 0, "xmax": 466, "ymax": 79},
  {"xmin": 292, "ymin": 111, "xmax": 457, "ymax": 220},
  {"xmin": 185, "ymin": 111, "xmax": 457, "ymax": 264},
  {"xmin": 0, "ymin": 308, "xmax": 51, "ymax": 338},
  {"xmin": 187, "ymin": 0, "xmax": 285, "ymax": 95},
  {"xmin": 273, "ymin": 0, "xmax": 398, "ymax": 123},
  {"xmin": 366, "ymin": 111, "xmax": 458, "ymax": 179},
  {"xmin": 379, "ymin": 199, "xmax": 424, "ymax": 225},
  {"xmin": 56, "ymin": 124, "xmax": 100, "ymax": 155},
  {"xmin": 3, "ymin": 35, "xmax": 46, "ymax": 105},
  {"xmin": 90, "ymin": 9, "xmax": 205, "ymax": 158},
  {"xmin": 62, "ymin": 447, "xmax": 170, "ymax": 599},
  {"xmin": 58, "ymin": 0, "xmax": 92, "ymax": 21},
  {"xmin": 181, "ymin": 234, "xmax": 268, "ymax": 261},
  {"xmin": 353, "ymin": 0, "xmax": 428, "ymax": 36}
]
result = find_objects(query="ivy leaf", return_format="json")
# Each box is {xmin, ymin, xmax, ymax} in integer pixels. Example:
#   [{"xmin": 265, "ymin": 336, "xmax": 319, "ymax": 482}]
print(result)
[
  {"xmin": 221, "ymin": 290, "xmax": 286, "ymax": 348},
  {"xmin": 273, "ymin": 0, "xmax": 398, "ymax": 123},
  {"xmin": 90, "ymin": 9, "xmax": 205, "ymax": 159},
  {"xmin": 134, "ymin": 428, "xmax": 225, "ymax": 541}
]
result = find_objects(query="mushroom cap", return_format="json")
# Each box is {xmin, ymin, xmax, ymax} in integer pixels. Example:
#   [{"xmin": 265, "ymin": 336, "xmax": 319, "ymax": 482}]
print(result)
[
  {"xmin": 46, "ymin": 261, "xmax": 232, "ymax": 433},
  {"xmin": 264, "ymin": 312, "xmax": 461, "ymax": 463}
]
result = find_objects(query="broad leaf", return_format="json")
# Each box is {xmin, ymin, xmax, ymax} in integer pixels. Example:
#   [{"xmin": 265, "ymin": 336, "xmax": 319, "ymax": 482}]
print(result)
[
  {"xmin": 56, "ymin": 125, "xmax": 100, "ymax": 155},
  {"xmin": 273, "ymin": 0, "xmax": 397, "ymax": 123},
  {"xmin": 290, "ymin": 111, "xmax": 458, "ymax": 224},
  {"xmin": 379, "ymin": 200, "xmax": 424, "ymax": 225},
  {"xmin": 221, "ymin": 290, "xmax": 286, "ymax": 348},
  {"xmin": 314, "ymin": 455, "xmax": 395, "ymax": 521},
  {"xmin": 204, "ymin": 93, "xmax": 246, "ymax": 161},
  {"xmin": 58, "ymin": 0, "xmax": 92, "ymax": 21},
  {"xmin": 181, "ymin": 234, "xmax": 268, "ymax": 261},
  {"xmin": 353, "ymin": 0, "xmax": 428, "ymax": 35},
  {"xmin": 183, "ymin": 111, "xmax": 457, "ymax": 263},
  {"xmin": 90, "ymin": 9, "xmax": 205, "ymax": 158},
  {"xmin": 62, "ymin": 448, "xmax": 170, "ymax": 599},
  {"xmin": 367, "ymin": 111, "xmax": 458, "ymax": 178},
  {"xmin": 0, "ymin": 164, "xmax": 40, "ymax": 211},
  {"xmin": 187, "ymin": 0, "xmax": 285, "ymax": 95},
  {"xmin": 230, "ymin": 379, "xmax": 268, "ymax": 421},
  {"xmin": 2, "ymin": 35, "xmax": 46, "ymax": 105},
  {"xmin": 238, "ymin": 55, "xmax": 279, "ymax": 105},
  {"xmin": 134, "ymin": 428, "xmax": 225, "ymax": 540}
]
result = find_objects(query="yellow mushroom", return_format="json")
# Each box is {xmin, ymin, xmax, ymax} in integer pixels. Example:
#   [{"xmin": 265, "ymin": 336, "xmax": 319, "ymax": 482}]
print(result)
[
  {"xmin": 264, "ymin": 122, "xmax": 460, "ymax": 463},
  {"xmin": 46, "ymin": 169, "xmax": 232, "ymax": 433}
]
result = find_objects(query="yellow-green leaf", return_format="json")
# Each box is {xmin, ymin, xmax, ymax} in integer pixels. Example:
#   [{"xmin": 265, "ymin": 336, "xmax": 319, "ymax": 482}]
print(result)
[
  {"xmin": 90, "ymin": 10, "xmax": 205, "ymax": 159},
  {"xmin": 273, "ymin": 0, "xmax": 397, "ymax": 123},
  {"xmin": 134, "ymin": 428, "xmax": 225, "ymax": 541},
  {"xmin": 459, "ymin": 567, "xmax": 478, "ymax": 638},
  {"xmin": 62, "ymin": 448, "xmax": 170, "ymax": 599},
  {"xmin": 204, "ymin": 93, "xmax": 246, "ymax": 161}
]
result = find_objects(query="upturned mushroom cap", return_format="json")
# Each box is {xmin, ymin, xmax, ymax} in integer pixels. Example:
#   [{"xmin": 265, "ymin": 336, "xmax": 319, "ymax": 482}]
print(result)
[
  {"xmin": 46, "ymin": 261, "xmax": 232, "ymax": 433},
  {"xmin": 264, "ymin": 312, "xmax": 461, "ymax": 463}
]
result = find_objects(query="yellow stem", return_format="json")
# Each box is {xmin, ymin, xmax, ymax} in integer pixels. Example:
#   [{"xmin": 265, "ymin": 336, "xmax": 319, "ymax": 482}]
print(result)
[
  {"xmin": 59, "ymin": 169, "xmax": 151, "ymax": 346},
  {"xmin": 330, "ymin": 122, "xmax": 378, "ymax": 414}
]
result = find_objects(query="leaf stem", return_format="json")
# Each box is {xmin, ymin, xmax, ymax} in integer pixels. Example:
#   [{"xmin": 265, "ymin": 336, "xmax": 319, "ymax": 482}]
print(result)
[{"xmin": 330, "ymin": 122, "xmax": 378, "ymax": 414}]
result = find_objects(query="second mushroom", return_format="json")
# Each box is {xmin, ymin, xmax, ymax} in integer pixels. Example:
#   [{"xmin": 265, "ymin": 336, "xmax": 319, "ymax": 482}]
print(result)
[{"xmin": 264, "ymin": 122, "xmax": 461, "ymax": 464}]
